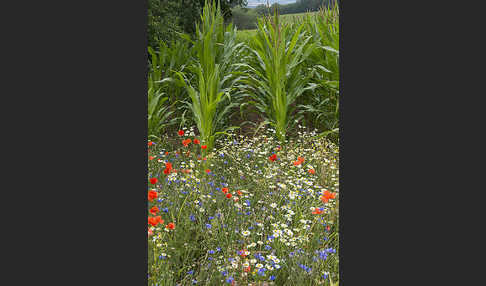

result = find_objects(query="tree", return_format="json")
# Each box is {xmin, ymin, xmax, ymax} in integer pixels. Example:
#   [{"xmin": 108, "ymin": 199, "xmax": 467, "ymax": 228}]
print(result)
[{"xmin": 148, "ymin": 0, "xmax": 248, "ymax": 48}]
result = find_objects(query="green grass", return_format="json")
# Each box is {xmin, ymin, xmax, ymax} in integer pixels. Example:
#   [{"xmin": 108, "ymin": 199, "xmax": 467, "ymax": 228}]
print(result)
[{"xmin": 236, "ymin": 29, "xmax": 257, "ymax": 43}]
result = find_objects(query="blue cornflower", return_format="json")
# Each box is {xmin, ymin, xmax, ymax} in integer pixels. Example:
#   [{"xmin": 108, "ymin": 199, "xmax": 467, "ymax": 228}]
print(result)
[
  {"xmin": 187, "ymin": 270, "xmax": 194, "ymax": 275},
  {"xmin": 265, "ymin": 245, "xmax": 272, "ymax": 250},
  {"xmin": 208, "ymin": 250, "xmax": 215, "ymax": 254},
  {"xmin": 208, "ymin": 216, "xmax": 214, "ymax": 220},
  {"xmin": 226, "ymin": 277, "xmax": 234, "ymax": 284},
  {"xmin": 270, "ymin": 275, "xmax": 276, "ymax": 281},
  {"xmin": 257, "ymin": 268, "xmax": 266, "ymax": 276},
  {"xmin": 162, "ymin": 207, "xmax": 169, "ymax": 213},
  {"xmin": 189, "ymin": 214, "xmax": 196, "ymax": 222}
]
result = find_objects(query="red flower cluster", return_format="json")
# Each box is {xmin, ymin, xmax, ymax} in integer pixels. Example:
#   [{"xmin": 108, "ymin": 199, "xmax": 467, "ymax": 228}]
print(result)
[
  {"xmin": 320, "ymin": 190, "xmax": 336, "ymax": 203},
  {"xmin": 293, "ymin": 156, "xmax": 305, "ymax": 166},
  {"xmin": 308, "ymin": 169, "xmax": 316, "ymax": 174},
  {"xmin": 148, "ymin": 216, "xmax": 163, "ymax": 226},
  {"xmin": 149, "ymin": 206, "xmax": 159, "ymax": 216},
  {"xmin": 148, "ymin": 190, "xmax": 158, "ymax": 201},
  {"xmin": 181, "ymin": 139, "xmax": 191, "ymax": 147},
  {"xmin": 194, "ymin": 139, "xmax": 200, "ymax": 145},
  {"xmin": 163, "ymin": 162, "xmax": 173, "ymax": 175},
  {"xmin": 201, "ymin": 145, "xmax": 207, "ymax": 150},
  {"xmin": 178, "ymin": 130, "xmax": 184, "ymax": 136},
  {"xmin": 269, "ymin": 154, "xmax": 277, "ymax": 162},
  {"xmin": 166, "ymin": 222, "xmax": 175, "ymax": 230},
  {"xmin": 150, "ymin": 178, "xmax": 158, "ymax": 185},
  {"xmin": 312, "ymin": 208, "xmax": 324, "ymax": 215}
]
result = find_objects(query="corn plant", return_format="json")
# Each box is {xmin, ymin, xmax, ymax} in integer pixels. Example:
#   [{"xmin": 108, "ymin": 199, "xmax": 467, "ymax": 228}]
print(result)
[
  {"xmin": 298, "ymin": 4, "xmax": 339, "ymax": 141},
  {"xmin": 147, "ymin": 79, "xmax": 177, "ymax": 138},
  {"xmin": 177, "ymin": 0, "xmax": 244, "ymax": 151},
  {"xmin": 148, "ymin": 39, "xmax": 195, "ymax": 127},
  {"xmin": 238, "ymin": 10, "xmax": 316, "ymax": 143}
]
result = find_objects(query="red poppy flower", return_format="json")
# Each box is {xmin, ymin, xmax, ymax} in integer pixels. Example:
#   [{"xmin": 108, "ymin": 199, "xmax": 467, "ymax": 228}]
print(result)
[
  {"xmin": 298, "ymin": 156, "xmax": 305, "ymax": 163},
  {"xmin": 148, "ymin": 190, "xmax": 158, "ymax": 201},
  {"xmin": 237, "ymin": 190, "xmax": 242, "ymax": 196},
  {"xmin": 320, "ymin": 190, "xmax": 336, "ymax": 203},
  {"xmin": 155, "ymin": 216, "xmax": 163, "ymax": 224},
  {"xmin": 149, "ymin": 206, "xmax": 159, "ymax": 216},
  {"xmin": 226, "ymin": 193, "xmax": 232, "ymax": 199},
  {"xmin": 205, "ymin": 169, "xmax": 211, "ymax": 174},
  {"xmin": 202, "ymin": 157, "xmax": 207, "ymax": 161},
  {"xmin": 308, "ymin": 169, "xmax": 316, "ymax": 174},
  {"xmin": 149, "ymin": 156, "xmax": 155, "ymax": 161},
  {"xmin": 148, "ymin": 141, "xmax": 154, "ymax": 146},
  {"xmin": 312, "ymin": 208, "xmax": 323, "ymax": 215},
  {"xmin": 293, "ymin": 160, "xmax": 301, "ymax": 166},
  {"xmin": 201, "ymin": 145, "xmax": 207, "ymax": 150},
  {"xmin": 194, "ymin": 139, "xmax": 200, "ymax": 145},
  {"xmin": 166, "ymin": 222, "xmax": 175, "ymax": 230},
  {"xmin": 178, "ymin": 130, "xmax": 184, "ymax": 136},
  {"xmin": 150, "ymin": 178, "xmax": 158, "ymax": 185},
  {"xmin": 165, "ymin": 151, "xmax": 169, "ymax": 156},
  {"xmin": 148, "ymin": 216, "xmax": 158, "ymax": 226},
  {"xmin": 269, "ymin": 154, "xmax": 277, "ymax": 162},
  {"xmin": 182, "ymin": 139, "xmax": 192, "ymax": 147},
  {"xmin": 326, "ymin": 225, "xmax": 331, "ymax": 231},
  {"xmin": 163, "ymin": 162, "xmax": 173, "ymax": 175},
  {"xmin": 222, "ymin": 187, "xmax": 229, "ymax": 194}
]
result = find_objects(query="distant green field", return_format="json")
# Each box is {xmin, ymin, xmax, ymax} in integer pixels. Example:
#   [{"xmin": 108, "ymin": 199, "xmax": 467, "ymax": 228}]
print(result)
[
  {"xmin": 236, "ymin": 11, "xmax": 318, "ymax": 42},
  {"xmin": 279, "ymin": 11, "xmax": 318, "ymax": 23},
  {"xmin": 236, "ymin": 29, "xmax": 256, "ymax": 43}
]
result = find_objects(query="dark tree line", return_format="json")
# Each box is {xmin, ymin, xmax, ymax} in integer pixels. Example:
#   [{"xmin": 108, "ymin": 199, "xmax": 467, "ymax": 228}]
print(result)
[
  {"xmin": 254, "ymin": 0, "xmax": 335, "ymax": 16},
  {"xmin": 148, "ymin": 0, "xmax": 247, "ymax": 48}
]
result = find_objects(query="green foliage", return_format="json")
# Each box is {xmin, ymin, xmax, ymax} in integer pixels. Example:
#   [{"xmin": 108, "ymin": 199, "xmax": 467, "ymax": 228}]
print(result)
[
  {"xmin": 148, "ymin": 0, "xmax": 248, "ymax": 49},
  {"xmin": 254, "ymin": 0, "xmax": 333, "ymax": 16},
  {"xmin": 148, "ymin": 0, "xmax": 183, "ymax": 48},
  {"xmin": 177, "ymin": 1, "xmax": 245, "ymax": 151},
  {"xmin": 298, "ymin": 4, "xmax": 339, "ymax": 140},
  {"xmin": 147, "ymin": 0, "xmax": 340, "ymax": 144},
  {"xmin": 147, "ymin": 40, "xmax": 195, "ymax": 136},
  {"xmin": 148, "ymin": 83, "xmax": 177, "ymax": 139},
  {"xmin": 239, "ymin": 12, "xmax": 316, "ymax": 143},
  {"xmin": 231, "ymin": 7, "xmax": 258, "ymax": 30}
]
